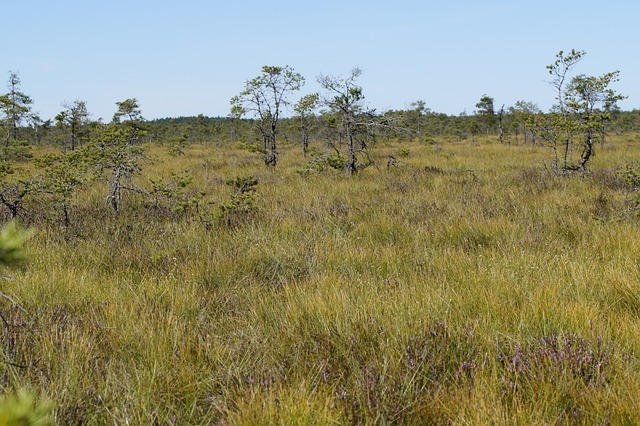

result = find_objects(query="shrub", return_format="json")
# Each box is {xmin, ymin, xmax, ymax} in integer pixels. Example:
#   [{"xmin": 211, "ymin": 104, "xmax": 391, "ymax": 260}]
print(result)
[
  {"xmin": 616, "ymin": 165, "xmax": 640, "ymax": 191},
  {"xmin": 219, "ymin": 176, "xmax": 258, "ymax": 227},
  {"xmin": 0, "ymin": 389, "xmax": 52, "ymax": 426}
]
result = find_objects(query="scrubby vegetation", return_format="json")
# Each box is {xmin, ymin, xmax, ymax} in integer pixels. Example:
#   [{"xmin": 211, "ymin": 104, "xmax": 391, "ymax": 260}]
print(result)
[
  {"xmin": 0, "ymin": 134, "xmax": 638, "ymax": 423},
  {"xmin": 2, "ymin": 51, "xmax": 640, "ymax": 423}
]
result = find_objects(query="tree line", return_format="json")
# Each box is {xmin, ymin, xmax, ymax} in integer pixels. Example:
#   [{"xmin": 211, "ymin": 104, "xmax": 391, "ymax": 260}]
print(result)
[
  {"xmin": 228, "ymin": 52, "xmax": 627, "ymax": 174},
  {"xmin": 1, "ymin": 52, "xmax": 634, "ymax": 165},
  {"xmin": 0, "ymin": 50, "xmax": 633, "ymax": 224}
]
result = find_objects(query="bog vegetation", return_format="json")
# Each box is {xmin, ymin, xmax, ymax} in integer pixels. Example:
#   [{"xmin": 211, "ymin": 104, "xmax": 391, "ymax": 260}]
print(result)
[{"xmin": 0, "ymin": 52, "xmax": 639, "ymax": 424}]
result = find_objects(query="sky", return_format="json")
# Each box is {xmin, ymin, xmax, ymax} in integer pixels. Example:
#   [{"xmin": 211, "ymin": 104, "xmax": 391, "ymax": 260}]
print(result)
[{"xmin": 2, "ymin": 0, "xmax": 640, "ymax": 121}]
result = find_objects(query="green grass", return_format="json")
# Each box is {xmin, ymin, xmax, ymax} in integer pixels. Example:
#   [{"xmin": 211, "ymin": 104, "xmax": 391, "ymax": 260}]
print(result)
[{"xmin": 1, "ymin": 136, "xmax": 640, "ymax": 424}]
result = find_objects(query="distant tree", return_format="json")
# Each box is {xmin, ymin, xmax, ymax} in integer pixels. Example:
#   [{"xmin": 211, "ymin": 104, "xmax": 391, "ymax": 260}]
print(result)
[
  {"xmin": 0, "ymin": 72, "xmax": 33, "ymax": 144},
  {"xmin": 294, "ymin": 93, "xmax": 319, "ymax": 156},
  {"xmin": 475, "ymin": 94, "xmax": 496, "ymax": 134},
  {"xmin": 231, "ymin": 65, "xmax": 304, "ymax": 166},
  {"xmin": 36, "ymin": 150, "xmax": 87, "ymax": 227},
  {"xmin": 497, "ymin": 104, "xmax": 505, "ymax": 144},
  {"xmin": 317, "ymin": 68, "xmax": 373, "ymax": 175},
  {"xmin": 195, "ymin": 113, "xmax": 210, "ymax": 142},
  {"xmin": 408, "ymin": 100, "xmax": 429, "ymax": 137},
  {"xmin": 85, "ymin": 98, "xmax": 148, "ymax": 213},
  {"xmin": 113, "ymin": 98, "xmax": 143, "ymax": 123},
  {"xmin": 113, "ymin": 98, "xmax": 146, "ymax": 144},
  {"xmin": 565, "ymin": 72, "xmax": 626, "ymax": 172},
  {"xmin": 86, "ymin": 123, "xmax": 146, "ymax": 214},
  {"xmin": 468, "ymin": 117, "xmax": 481, "ymax": 141},
  {"xmin": 509, "ymin": 101, "xmax": 540, "ymax": 144},
  {"xmin": 532, "ymin": 50, "xmax": 624, "ymax": 173},
  {"xmin": 476, "ymin": 95, "xmax": 495, "ymax": 113},
  {"xmin": 27, "ymin": 114, "xmax": 51, "ymax": 145},
  {"xmin": 546, "ymin": 49, "xmax": 585, "ymax": 172},
  {"xmin": 56, "ymin": 100, "xmax": 90, "ymax": 151}
]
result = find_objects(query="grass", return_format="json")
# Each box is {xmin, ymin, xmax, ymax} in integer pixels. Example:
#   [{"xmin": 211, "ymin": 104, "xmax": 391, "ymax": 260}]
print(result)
[{"xmin": 0, "ymin": 135, "xmax": 639, "ymax": 423}]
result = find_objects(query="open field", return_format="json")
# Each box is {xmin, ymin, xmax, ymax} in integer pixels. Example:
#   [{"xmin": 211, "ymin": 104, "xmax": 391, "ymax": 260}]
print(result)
[{"xmin": 2, "ymin": 135, "xmax": 640, "ymax": 424}]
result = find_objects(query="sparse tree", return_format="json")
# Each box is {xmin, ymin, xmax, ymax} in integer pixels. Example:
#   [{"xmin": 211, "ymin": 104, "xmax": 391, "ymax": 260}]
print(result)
[
  {"xmin": 565, "ymin": 72, "xmax": 626, "ymax": 172},
  {"xmin": 113, "ymin": 98, "xmax": 143, "ymax": 123},
  {"xmin": 87, "ymin": 123, "xmax": 146, "ymax": 214},
  {"xmin": 0, "ymin": 72, "xmax": 33, "ymax": 145},
  {"xmin": 294, "ymin": 93, "xmax": 319, "ymax": 156},
  {"xmin": 497, "ymin": 104, "xmax": 505, "ymax": 143},
  {"xmin": 231, "ymin": 66, "xmax": 304, "ymax": 166},
  {"xmin": 475, "ymin": 94, "xmax": 496, "ymax": 134},
  {"xmin": 36, "ymin": 150, "xmax": 87, "ymax": 227},
  {"xmin": 534, "ymin": 50, "xmax": 624, "ymax": 173},
  {"xmin": 84, "ymin": 99, "xmax": 147, "ymax": 214},
  {"xmin": 89, "ymin": 124, "xmax": 144, "ymax": 214},
  {"xmin": 408, "ymin": 100, "xmax": 429, "ymax": 137},
  {"xmin": 113, "ymin": 98, "xmax": 146, "ymax": 144},
  {"xmin": 318, "ymin": 68, "xmax": 371, "ymax": 174},
  {"xmin": 546, "ymin": 49, "xmax": 585, "ymax": 172},
  {"xmin": 27, "ymin": 114, "xmax": 51, "ymax": 145},
  {"xmin": 510, "ymin": 101, "xmax": 540, "ymax": 144},
  {"xmin": 56, "ymin": 100, "xmax": 90, "ymax": 151}
]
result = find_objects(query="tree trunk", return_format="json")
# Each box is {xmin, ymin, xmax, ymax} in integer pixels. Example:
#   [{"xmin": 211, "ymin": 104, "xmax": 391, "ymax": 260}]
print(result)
[
  {"xmin": 301, "ymin": 124, "xmax": 308, "ymax": 157},
  {"xmin": 11, "ymin": 115, "xmax": 18, "ymax": 141},
  {"xmin": 497, "ymin": 105, "xmax": 505, "ymax": 144},
  {"xmin": 62, "ymin": 202, "xmax": 69, "ymax": 228},
  {"xmin": 71, "ymin": 123, "xmax": 76, "ymax": 151},
  {"xmin": 579, "ymin": 129, "xmax": 594, "ymax": 172},
  {"xmin": 346, "ymin": 122, "xmax": 357, "ymax": 175},
  {"xmin": 562, "ymin": 128, "xmax": 571, "ymax": 172},
  {"xmin": 109, "ymin": 169, "xmax": 122, "ymax": 213},
  {"xmin": 264, "ymin": 134, "xmax": 277, "ymax": 167},
  {"xmin": 263, "ymin": 121, "xmax": 278, "ymax": 167},
  {"xmin": 270, "ymin": 136, "xmax": 277, "ymax": 167}
]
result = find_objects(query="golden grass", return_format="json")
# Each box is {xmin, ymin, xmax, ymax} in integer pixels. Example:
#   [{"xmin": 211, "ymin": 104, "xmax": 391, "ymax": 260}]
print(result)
[{"xmin": 0, "ymin": 135, "xmax": 639, "ymax": 423}]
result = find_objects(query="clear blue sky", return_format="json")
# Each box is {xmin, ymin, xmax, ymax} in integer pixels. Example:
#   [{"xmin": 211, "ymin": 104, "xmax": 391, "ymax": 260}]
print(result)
[{"xmin": 3, "ymin": 0, "xmax": 639, "ymax": 121}]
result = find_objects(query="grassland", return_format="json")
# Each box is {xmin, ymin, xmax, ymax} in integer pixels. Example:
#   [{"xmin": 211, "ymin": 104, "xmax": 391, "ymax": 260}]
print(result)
[{"xmin": 2, "ymin": 135, "xmax": 640, "ymax": 424}]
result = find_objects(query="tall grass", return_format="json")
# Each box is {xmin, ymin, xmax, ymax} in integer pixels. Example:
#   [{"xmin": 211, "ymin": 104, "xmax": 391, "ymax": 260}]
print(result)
[{"xmin": 0, "ymin": 136, "xmax": 639, "ymax": 423}]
